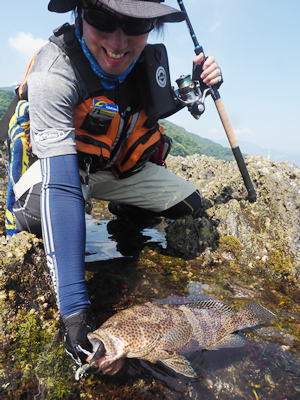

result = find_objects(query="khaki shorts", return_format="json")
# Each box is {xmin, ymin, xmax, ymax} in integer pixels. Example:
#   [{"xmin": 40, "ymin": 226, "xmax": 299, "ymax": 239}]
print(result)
[{"xmin": 14, "ymin": 160, "xmax": 196, "ymax": 213}]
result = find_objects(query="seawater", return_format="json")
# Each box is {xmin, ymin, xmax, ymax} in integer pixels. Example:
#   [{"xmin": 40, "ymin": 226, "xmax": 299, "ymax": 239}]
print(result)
[
  {"xmin": 85, "ymin": 215, "xmax": 166, "ymax": 262},
  {"xmin": 84, "ymin": 215, "xmax": 300, "ymax": 399}
]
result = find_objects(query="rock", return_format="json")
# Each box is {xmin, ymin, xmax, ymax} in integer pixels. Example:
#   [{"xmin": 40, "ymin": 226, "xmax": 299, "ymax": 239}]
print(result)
[
  {"xmin": 0, "ymin": 232, "xmax": 55, "ymax": 346},
  {"xmin": 165, "ymin": 214, "xmax": 218, "ymax": 258},
  {"xmin": 167, "ymin": 154, "xmax": 300, "ymax": 281}
]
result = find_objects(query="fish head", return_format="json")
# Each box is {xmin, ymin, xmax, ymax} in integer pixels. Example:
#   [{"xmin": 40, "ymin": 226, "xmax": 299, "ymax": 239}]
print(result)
[
  {"xmin": 87, "ymin": 328, "xmax": 126, "ymax": 375},
  {"xmin": 87, "ymin": 314, "xmax": 162, "ymax": 374}
]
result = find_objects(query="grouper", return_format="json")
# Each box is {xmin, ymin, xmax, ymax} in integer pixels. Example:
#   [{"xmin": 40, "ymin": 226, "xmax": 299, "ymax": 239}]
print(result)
[{"xmin": 85, "ymin": 300, "xmax": 277, "ymax": 378}]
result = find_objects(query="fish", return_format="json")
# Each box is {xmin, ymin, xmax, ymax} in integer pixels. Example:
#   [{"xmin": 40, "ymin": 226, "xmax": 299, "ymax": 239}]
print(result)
[{"xmin": 87, "ymin": 300, "xmax": 277, "ymax": 377}]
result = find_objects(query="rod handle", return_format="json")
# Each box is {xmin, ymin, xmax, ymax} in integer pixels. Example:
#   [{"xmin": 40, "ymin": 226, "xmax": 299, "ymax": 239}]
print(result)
[
  {"xmin": 232, "ymin": 146, "xmax": 257, "ymax": 202},
  {"xmin": 214, "ymin": 98, "xmax": 238, "ymax": 148},
  {"xmin": 214, "ymin": 98, "xmax": 256, "ymax": 201}
]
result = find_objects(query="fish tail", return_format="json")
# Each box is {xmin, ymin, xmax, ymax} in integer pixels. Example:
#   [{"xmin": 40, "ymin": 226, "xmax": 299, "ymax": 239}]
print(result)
[{"xmin": 233, "ymin": 302, "xmax": 277, "ymax": 331}]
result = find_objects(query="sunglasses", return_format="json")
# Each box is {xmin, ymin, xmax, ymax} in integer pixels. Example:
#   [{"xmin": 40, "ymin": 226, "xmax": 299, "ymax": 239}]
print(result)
[{"xmin": 83, "ymin": 8, "xmax": 156, "ymax": 36}]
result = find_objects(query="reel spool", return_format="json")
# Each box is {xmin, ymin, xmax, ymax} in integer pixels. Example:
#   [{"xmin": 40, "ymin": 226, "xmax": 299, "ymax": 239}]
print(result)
[{"xmin": 174, "ymin": 74, "xmax": 209, "ymax": 119}]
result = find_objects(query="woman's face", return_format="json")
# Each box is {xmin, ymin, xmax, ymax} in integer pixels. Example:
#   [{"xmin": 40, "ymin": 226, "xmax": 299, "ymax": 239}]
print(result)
[{"xmin": 82, "ymin": 9, "xmax": 149, "ymax": 76}]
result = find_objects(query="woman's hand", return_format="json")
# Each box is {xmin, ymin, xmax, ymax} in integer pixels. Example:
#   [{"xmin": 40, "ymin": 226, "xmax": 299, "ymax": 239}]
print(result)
[{"xmin": 193, "ymin": 53, "xmax": 222, "ymax": 87}]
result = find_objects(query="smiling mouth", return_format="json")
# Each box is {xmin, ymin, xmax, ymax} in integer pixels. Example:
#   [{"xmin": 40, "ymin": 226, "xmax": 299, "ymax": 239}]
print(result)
[{"xmin": 104, "ymin": 48, "xmax": 127, "ymax": 60}]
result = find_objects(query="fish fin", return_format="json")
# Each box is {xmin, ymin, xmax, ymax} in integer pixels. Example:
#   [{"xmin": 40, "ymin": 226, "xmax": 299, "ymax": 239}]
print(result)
[
  {"xmin": 178, "ymin": 338, "xmax": 202, "ymax": 354},
  {"xmin": 160, "ymin": 354, "xmax": 197, "ymax": 377},
  {"xmin": 182, "ymin": 300, "xmax": 235, "ymax": 317},
  {"xmin": 234, "ymin": 302, "xmax": 277, "ymax": 331},
  {"xmin": 160, "ymin": 322, "xmax": 193, "ymax": 351},
  {"xmin": 208, "ymin": 333, "xmax": 245, "ymax": 350}
]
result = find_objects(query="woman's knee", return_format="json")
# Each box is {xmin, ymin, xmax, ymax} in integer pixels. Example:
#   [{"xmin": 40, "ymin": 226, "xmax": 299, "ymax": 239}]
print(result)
[
  {"xmin": 13, "ymin": 183, "xmax": 42, "ymax": 237},
  {"xmin": 161, "ymin": 190, "xmax": 201, "ymax": 219}
]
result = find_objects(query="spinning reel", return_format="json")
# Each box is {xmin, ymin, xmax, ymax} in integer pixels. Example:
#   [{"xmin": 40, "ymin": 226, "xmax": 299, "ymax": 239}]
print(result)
[{"xmin": 173, "ymin": 74, "xmax": 211, "ymax": 120}]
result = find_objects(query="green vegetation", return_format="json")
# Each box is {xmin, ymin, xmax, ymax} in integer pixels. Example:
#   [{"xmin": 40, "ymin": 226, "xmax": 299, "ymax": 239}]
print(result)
[
  {"xmin": 0, "ymin": 89, "xmax": 14, "ymax": 119},
  {"xmin": 159, "ymin": 119, "xmax": 205, "ymax": 157},
  {"xmin": 217, "ymin": 235, "xmax": 243, "ymax": 258},
  {"xmin": 3, "ymin": 312, "xmax": 75, "ymax": 399},
  {"xmin": 160, "ymin": 119, "xmax": 245, "ymax": 161}
]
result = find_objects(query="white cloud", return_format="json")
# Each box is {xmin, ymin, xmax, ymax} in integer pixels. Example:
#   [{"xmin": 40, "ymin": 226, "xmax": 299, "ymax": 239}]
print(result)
[
  {"xmin": 8, "ymin": 32, "xmax": 47, "ymax": 64},
  {"xmin": 210, "ymin": 128, "xmax": 218, "ymax": 133},
  {"xmin": 210, "ymin": 21, "xmax": 221, "ymax": 33}
]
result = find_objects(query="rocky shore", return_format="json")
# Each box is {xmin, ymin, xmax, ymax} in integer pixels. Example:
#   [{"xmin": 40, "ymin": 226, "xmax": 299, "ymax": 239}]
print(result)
[
  {"xmin": 0, "ymin": 153, "xmax": 299, "ymax": 399},
  {"xmin": 166, "ymin": 153, "xmax": 300, "ymax": 281}
]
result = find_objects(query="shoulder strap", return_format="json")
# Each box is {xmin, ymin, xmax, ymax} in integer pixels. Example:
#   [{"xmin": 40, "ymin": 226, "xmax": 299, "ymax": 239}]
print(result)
[
  {"xmin": 50, "ymin": 23, "xmax": 104, "ymax": 98},
  {"xmin": 0, "ymin": 91, "xmax": 20, "ymax": 146}
]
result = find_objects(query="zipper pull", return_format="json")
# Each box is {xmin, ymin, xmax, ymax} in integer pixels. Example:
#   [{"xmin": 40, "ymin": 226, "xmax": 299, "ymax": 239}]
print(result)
[
  {"xmin": 99, "ymin": 148, "xmax": 103, "ymax": 167},
  {"xmin": 84, "ymin": 156, "xmax": 92, "ymax": 188}
]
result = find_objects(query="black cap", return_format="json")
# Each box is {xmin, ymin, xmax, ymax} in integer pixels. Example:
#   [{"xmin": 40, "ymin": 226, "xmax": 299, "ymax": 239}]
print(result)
[
  {"xmin": 48, "ymin": 0, "xmax": 186, "ymax": 22},
  {"xmin": 48, "ymin": 0, "xmax": 81, "ymax": 13}
]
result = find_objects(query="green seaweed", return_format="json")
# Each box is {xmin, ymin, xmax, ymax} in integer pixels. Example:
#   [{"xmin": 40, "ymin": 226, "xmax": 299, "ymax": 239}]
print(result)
[
  {"xmin": 265, "ymin": 250, "xmax": 294, "ymax": 281},
  {"xmin": 217, "ymin": 235, "xmax": 243, "ymax": 258},
  {"xmin": 2, "ymin": 312, "xmax": 75, "ymax": 399}
]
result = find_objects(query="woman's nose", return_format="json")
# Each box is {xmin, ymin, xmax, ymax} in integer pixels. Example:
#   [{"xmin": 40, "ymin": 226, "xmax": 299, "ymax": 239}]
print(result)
[{"xmin": 107, "ymin": 27, "xmax": 128, "ymax": 50}]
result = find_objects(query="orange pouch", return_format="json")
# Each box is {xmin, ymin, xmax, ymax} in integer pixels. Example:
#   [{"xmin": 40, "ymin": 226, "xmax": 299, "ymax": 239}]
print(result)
[
  {"xmin": 73, "ymin": 97, "xmax": 121, "ymax": 171},
  {"xmin": 112, "ymin": 123, "xmax": 164, "ymax": 179}
]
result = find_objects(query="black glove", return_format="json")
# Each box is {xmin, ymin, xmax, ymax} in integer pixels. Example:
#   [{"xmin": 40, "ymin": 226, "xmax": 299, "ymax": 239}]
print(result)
[{"xmin": 62, "ymin": 309, "xmax": 97, "ymax": 365}]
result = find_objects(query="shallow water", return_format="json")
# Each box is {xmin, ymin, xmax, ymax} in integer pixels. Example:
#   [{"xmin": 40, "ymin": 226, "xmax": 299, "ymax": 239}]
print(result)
[
  {"xmin": 116, "ymin": 283, "xmax": 300, "ymax": 400},
  {"xmin": 85, "ymin": 215, "xmax": 166, "ymax": 262},
  {"xmin": 84, "ymin": 216, "xmax": 300, "ymax": 400},
  {"xmin": 85, "ymin": 217, "xmax": 124, "ymax": 261}
]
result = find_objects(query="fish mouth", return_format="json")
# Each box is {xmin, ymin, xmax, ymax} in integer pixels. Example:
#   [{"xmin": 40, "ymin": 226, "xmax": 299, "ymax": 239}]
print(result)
[
  {"xmin": 87, "ymin": 333, "xmax": 125, "ymax": 375},
  {"xmin": 87, "ymin": 335, "xmax": 107, "ymax": 368},
  {"xmin": 88, "ymin": 340, "xmax": 106, "ymax": 364},
  {"xmin": 98, "ymin": 358, "xmax": 126, "ymax": 375}
]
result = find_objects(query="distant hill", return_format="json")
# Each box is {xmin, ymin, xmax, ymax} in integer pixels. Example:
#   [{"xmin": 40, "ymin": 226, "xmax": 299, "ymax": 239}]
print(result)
[
  {"xmin": 0, "ymin": 90, "xmax": 14, "ymax": 120},
  {"xmin": 0, "ymin": 86, "xmax": 16, "ymax": 93},
  {"xmin": 160, "ymin": 119, "xmax": 237, "ymax": 161},
  {"xmin": 159, "ymin": 119, "xmax": 204, "ymax": 157},
  {"xmin": 217, "ymin": 139, "xmax": 300, "ymax": 168}
]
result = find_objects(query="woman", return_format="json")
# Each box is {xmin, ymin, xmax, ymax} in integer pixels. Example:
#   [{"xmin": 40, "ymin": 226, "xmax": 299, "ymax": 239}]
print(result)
[{"xmin": 11, "ymin": 0, "xmax": 222, "ymax": 366}]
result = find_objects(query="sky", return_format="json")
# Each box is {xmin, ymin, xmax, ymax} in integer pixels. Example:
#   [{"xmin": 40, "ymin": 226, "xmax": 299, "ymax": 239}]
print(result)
[{"xmin": 0, "ymin": 0, "xmax": 300, "ymax": 154}]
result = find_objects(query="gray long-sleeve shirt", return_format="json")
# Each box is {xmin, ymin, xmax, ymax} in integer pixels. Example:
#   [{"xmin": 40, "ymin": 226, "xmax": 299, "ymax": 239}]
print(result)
[{"xmin": 27, "ymin": 41, "xmax": 88, "ymax": 159}]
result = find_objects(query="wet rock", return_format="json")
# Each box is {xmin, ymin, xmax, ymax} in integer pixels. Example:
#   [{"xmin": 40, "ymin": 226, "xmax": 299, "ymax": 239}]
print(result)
[
  {"xmin": 165, "ymin": 214, "xmax": 218, "ymax": 258},
  {"xmin": 0, "ymin": 231, "xmax": 73, "ymax": 399},
  {"xmin": 0, "ymin": 232, "xmax": 55, "ymax": 344},
  {"xmin": 167, "ymin": 154, "xmax": 300, "ymax": 281}
]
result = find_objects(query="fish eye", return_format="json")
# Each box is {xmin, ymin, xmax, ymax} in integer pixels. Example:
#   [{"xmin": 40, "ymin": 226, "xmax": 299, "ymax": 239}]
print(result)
[{"xmin": 114, "ymin": 322, "xmax": 122, "ymax": 328}]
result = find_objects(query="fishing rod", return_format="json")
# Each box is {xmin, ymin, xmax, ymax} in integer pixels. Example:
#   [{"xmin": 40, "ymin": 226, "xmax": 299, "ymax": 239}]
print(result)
[{"xmin": 176, "ymin": 0, "xmax": 257, "ymax": 202}]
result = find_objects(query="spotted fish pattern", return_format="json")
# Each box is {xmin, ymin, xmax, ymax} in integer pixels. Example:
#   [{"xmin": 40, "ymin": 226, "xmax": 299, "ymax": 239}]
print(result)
[{"xmin": 88, "ymin": 300, "xmax": 277, "ymax": 377}]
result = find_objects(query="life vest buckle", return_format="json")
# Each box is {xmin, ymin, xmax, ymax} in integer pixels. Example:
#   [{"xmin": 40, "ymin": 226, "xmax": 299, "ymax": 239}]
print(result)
[{"xmin": 53, "ymin": 23, "xmax": 71, "ymax": 38}]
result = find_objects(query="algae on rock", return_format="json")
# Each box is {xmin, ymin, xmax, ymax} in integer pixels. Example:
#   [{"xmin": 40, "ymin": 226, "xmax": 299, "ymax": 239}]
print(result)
[
  {"xmin": 167, "ymin": 154, "xmax": 300, "ymax": 282},
  {"xmin": 0, "ymin": 232, "xmax": 75, "ymax": 399}
]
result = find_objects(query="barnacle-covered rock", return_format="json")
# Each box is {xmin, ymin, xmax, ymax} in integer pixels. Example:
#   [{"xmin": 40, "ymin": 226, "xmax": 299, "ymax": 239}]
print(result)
[
  {"xmin": 167, "ymin": 154, "xmax": 300, "ymax": 281},
  {"xmin": 0, "ymin": 232, "xmax": 55, "ymax": 344},
  {"xmin": 0, "ymin": 231, "xmax": 74, "ymax": 399}
]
